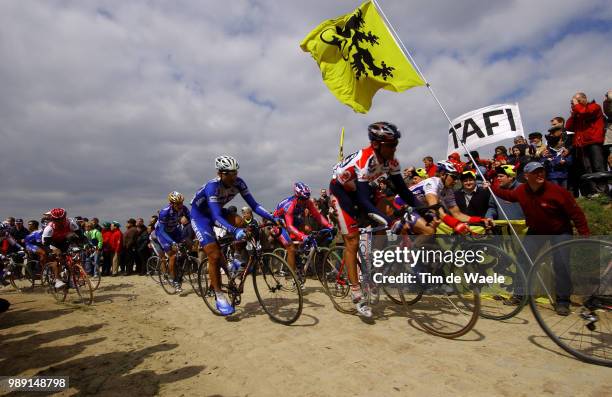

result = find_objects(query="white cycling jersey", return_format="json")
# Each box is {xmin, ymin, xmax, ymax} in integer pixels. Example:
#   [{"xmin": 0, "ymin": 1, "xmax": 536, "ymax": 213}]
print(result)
[{"xmin": 409, "ymin": 177, "xmax": 457, "ymax": 210}]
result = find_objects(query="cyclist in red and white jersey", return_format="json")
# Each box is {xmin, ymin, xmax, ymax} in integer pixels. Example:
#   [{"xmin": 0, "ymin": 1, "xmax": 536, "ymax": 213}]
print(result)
[
  {"xmin": 41, "ymin": 208, "xmax": 81, "ymax": 288},
  {"xmin": 329, "ymin": 122, "xmax": 417, "ymax": 317}
]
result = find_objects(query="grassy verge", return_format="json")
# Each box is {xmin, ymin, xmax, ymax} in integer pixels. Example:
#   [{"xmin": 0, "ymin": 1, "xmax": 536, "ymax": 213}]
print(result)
[{"xmin": 576, "ymin": 196, "xmax": 611, "ymax": 235}]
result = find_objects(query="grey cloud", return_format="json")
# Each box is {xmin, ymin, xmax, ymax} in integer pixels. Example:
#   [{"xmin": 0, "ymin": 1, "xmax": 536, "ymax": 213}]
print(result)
[{"xmin": 1, "ymin": 0, "xmax": 610, "ymax": 222}]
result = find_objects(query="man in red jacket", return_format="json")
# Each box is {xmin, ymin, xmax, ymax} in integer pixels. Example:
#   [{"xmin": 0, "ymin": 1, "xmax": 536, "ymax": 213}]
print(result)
[
  {"xmin": 110, "ymin": 222, "xmax": 123, "ymax": 276},
  {"xmin": 490, "ymin": 162, "xmax": 590, "ymax": 316},
  {"xmin": 101, "ymin": 222, "xmax": 113, "ymax": 276},
  {"xmin": 566, "ymin": 92, "xmax": 607, "ymax": 196}
]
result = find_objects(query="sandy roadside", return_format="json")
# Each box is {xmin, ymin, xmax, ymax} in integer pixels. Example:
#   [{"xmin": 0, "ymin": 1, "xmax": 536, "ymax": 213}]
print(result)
[{"xmin": 0, "ymin": 275, "xmax": 609, "ymax": 397}]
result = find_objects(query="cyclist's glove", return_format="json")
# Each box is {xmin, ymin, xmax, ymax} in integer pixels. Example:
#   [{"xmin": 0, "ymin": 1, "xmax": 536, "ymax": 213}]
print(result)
[{"xmin": 235, "ymin": 228, "xmax": 247, "ymax": 241}]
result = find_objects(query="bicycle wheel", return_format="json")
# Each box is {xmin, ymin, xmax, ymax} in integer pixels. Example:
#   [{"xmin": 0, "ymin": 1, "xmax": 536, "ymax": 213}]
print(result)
[
  {"xmin": 159, "ymin": 257, "xmax": 177, "ymax": 295},
  {"xmin": 69, "ymin": 265, "xmax": 93, "ymax": 305},
  {"xmin": 186, "ymin": 256, "xmax": 202, "ymax": 296},
  {"xmin": 252, "ymin": 252, "xmax": 303, "ymax": 324},
  {"xmin": 320, "ymin": 246, "xmax": 357, "ymax": 314},
  {"xmin": 9, "ymin": 262, "xmax": 34, "ymax": 292},
  {"xmin": 90, "ymin": 265, "xmax": 102, "ymax": 291},
  {"xmin": 146, "ymin": 256, "xmax": 161, "ymax": 284},
  {"xmin": 379, "ymin": 244, "xmax": 423, "ymax": 306},
  {"xmin": 197, "ymin": 256, "xmax": 229, "ymax": 316},
  {"xmin": 272, "ymin": 247, "xmax": 287, "ymax": 260},
  {"xmin": 406, "ymin": 243, "xmax": 480, "ymax": 338},
  {"xmin": 47, "ymin": 263, "xmax": 67, "ymax": 303},
  {"xmin": 464, "ymin": 242, "xmax": 527, "ymax": 320},
  {"xmin": 529, "ymin": 239, "xmax": 612, "ymax": 366}
]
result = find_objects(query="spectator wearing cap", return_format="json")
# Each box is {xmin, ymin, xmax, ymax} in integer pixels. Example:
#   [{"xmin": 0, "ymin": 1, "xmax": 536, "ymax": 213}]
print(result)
[
  {"xmin": 110, "ymin": 221, "xmax": 123, "ymax": 276},
  {"xmin": 101, "ymin": 222, "xmax": 113, "ymax": 276},
  {"xmin": 541, "ymin": 129, "xmax": 573, "ymax": 189},
  {"xmin": 454, "ymin": 170, "xmax": 491, "ymax": 217},
  {"xmin": 423, "ymin": 156, "xmax": 437, "ymax": 177},
  {"xmin": 528, "ymin": 132, "xmax": 546, "ymax": 158},
  {"xmin": 485, "ymin": 166, "xmax": 524, "ymax": 220},
  {"xmin": 11, "ymin": 219, "xmax": 29, "ymax": 246},
  {"xmin": 566, "ymin": 92, "xmax": 607, "ymax": 196},
  {"xmin": 122, "ymin": 218, "xmax": 138, "ymax": 275},
  {"xmin": 513, "ymin": 135, "xmax": 527, "ymax": 146},
  {"xmin": 490, "ymin": 161, "xmax": 589, "ymax": 316},
  {"xmin": 447, "ymin": 152, "xmax": 465, "ymax": 173}
]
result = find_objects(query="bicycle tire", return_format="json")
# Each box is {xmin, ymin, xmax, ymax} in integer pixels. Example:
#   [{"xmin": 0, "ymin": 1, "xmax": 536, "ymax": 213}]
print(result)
[
  {"xmin": 197, "ymin": 256, "xmax": 224, "ymax": 316},
  {"xmin": 320, "ymin": 246, "xmax": 357, "ymax": 314},
  {"xmin": 69, "ymin": 264, "xmax": 94, "ymax": 305},
  {"xmin": 406, "ymin": 243, "xmax": 480, "ymax": 338},
  {"xmin": 252, "ymin": 252, "xmax": 303, "ymax": 324},
  {"xmin": 90, "ymin": 265, "xmax": 102, "ymax": 291},
  {"xmin": 47, "ymin": 262, "xmax": 68, "ymax": 303},
  {"xmin": 528, "ymin": 239, "xmax": 612, "ymax": 367},
  {"xmin": 146, "ymin": 256, "xmax": 161, "ymax": 284},
  {"xmin": 159, "ymin": 257, "xmax": 178, "ymax": 295},
  {"xmin": 9, "ymin": 262, "xmax": 34, "ymax": 292},
  {"xmin": 464, "ymin": 242, "xmax": 527, "ymax": 320},
  {"xmin": 379, "ymin": 244, "xmax": 423, "ymax": 306},
  {"xmin": 186, "ymin": 256, "xmax": 202, "ymax": 296},
  {"xmin": 272, "ymin": 247, "xmax": 287, "ymax": 260}
]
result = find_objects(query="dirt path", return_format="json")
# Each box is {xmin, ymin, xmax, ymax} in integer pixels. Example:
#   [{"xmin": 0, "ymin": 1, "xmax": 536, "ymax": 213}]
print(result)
[{"xmin": 0, "ymin": 276, "xmax": 609, "ymax": 396}]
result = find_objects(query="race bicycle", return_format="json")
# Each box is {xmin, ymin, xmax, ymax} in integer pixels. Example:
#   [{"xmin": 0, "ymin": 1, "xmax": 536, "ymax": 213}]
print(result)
[{"xmin": 197, "ymin": 223, "xmax": 303, "ymax": 325}]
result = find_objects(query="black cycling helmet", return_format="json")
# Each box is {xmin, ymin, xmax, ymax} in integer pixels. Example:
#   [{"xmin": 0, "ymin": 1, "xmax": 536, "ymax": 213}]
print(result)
[{"xmin": 368, "ymin": 122, "xmax": 401, "ymax": 142}]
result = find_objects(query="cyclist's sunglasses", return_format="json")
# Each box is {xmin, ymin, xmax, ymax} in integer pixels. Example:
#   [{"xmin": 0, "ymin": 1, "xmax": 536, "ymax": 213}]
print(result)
[
  {"xmin": 381, "ymin": 140, "xmax": 399, "ymax": 148},
  {"xmin": 220, "ymin": 171, "xmax": 238, "ymax": 176}
]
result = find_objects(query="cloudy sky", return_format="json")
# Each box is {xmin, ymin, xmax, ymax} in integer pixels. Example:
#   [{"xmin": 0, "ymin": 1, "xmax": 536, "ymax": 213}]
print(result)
[{"xmin": 1, "ymin": 0, "xmax": 611, "ymax": 222}]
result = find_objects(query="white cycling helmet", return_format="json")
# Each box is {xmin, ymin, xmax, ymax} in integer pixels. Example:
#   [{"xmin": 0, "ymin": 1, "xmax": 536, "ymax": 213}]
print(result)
[
  {"xmin": 436, "ymin": 160, "xmax": 458, "ymax": 175},
  {"xmin": 215, "ymin": 155, "xmax": 239, "ymax": 172}
]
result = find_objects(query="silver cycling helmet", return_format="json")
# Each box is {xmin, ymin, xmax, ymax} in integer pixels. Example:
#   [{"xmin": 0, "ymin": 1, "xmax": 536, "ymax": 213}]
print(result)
[{"xmin": 215, "ymin": 155, "xmax": 239, "ymax": 172}]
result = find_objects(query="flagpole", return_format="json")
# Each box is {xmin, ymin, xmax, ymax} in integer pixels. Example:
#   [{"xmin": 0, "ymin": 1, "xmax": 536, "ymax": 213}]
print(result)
[
  {"xmin": 371, "ymin": 0, "xmax": 536, "ymax": 269},
  {"xmin": 338, "ymin": 126, "xmax": 345, "ymax": 161}
]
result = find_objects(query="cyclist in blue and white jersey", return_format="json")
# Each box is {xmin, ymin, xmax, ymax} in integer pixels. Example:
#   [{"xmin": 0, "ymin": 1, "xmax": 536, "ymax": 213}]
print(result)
[
  {"xmin": 190, "ymin": 155, "xmax": 280, "ymax": 315},
  {"xmin": 154, "ymin": 191, "xmax": 190, "ymax": 292}
]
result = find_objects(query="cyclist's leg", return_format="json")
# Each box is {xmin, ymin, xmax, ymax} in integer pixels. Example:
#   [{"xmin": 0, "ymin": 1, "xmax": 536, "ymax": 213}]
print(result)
[
  {"xmin": 191, "ymin": 207, "xmax": 235, "ymax": 314},
  {"xmin": 330, "ymin": 185, "xmax": 371, "ymax": 317},
  {"xmin": 277, "ymin": 228, "xmax": 297, "ymax": 271}
]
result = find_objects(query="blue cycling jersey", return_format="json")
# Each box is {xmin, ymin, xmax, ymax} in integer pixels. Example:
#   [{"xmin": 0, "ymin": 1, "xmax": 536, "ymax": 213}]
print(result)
[
  {"xmin": 156, "ymin": 204, "xmax": 190, "ymax": 233},
  {"xmin": 24, "ymin": 230, "xmax": 43, "ymax": 246},
  {"xmin": 191, "ymin": 176, "xmax": 273, "ymax": 233}
]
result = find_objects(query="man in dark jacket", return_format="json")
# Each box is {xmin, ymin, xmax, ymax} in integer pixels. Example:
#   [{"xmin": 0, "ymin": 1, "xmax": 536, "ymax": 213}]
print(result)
[
  {"xmin": 122, "ymin": 218, "xmax": 139, "ymax": 275},
  {"xmin": 454, "ymin": 170, "xmax": 490, "ymax": 217}
]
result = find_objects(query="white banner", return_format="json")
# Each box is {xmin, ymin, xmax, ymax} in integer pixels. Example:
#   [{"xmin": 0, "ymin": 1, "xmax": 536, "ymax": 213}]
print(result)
[{"xmin": 447, "ymin": 103, "xmax": 524, "ymax": 156}]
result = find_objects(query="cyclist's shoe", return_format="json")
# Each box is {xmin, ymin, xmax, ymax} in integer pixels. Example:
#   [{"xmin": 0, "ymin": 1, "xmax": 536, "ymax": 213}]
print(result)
[
  {"xmin": 54, "ymin": 279, "xmax": 66, "ymax": 289},
  {"xmin": 215, "ymin": 293, "xmax": 235, "ymax": 316},
  {"xmin": 555, "ymin": 303, "xmax": 570, "ymax": 316},
  {"xmin": 355, "ymin": 299, "xmax": 373, "ymax": 318},
  {"xmin": 351, "ymin": 288, "xmax": 372, "ymax": 318},
  {"xmin": 174, "ymin": 282, "xmax": 183, "ymax": 293},
  {"xmin": 1, "ymin": 279, "xmax": 9, "ymax": 287}
]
